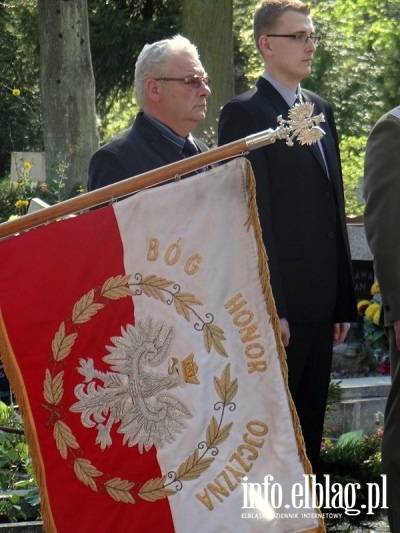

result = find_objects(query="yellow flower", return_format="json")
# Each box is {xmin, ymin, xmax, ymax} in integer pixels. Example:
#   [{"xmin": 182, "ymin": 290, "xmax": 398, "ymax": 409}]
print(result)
[
  {"xmin": 23, "ymin": 161, "xmax": 32, "ymax": 171},
  {"xmin": 357, "ymin": 299, "xmax": 370, "ymax": 316},
  {"xmin": 15, "ymin": 200, "xmax": 29, "ymax": 210},
  {"xmin": 370, "ymin": 281, "xmax": 380, "ymax": 296},
  {"xmin": 8, "ymin": 214, "xmax": 20, "ymax": 221},
  {"xmin": 365, "ymin": 302, "xmax": 380, "ymax": 322},
  {"xmin": 372, "ymin": 308, "xmax": 381, "ymax": 325},
  {"xmin": 321, "ymin": 437, "xmax": 334, "ymax": 450},
  {"xmin": 12, "ymin": 88, "xmax": 21, "ymax": 96}
]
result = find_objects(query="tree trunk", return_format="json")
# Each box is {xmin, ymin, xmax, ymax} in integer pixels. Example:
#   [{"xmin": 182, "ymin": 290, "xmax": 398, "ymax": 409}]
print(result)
[
  {"xmin": 37, "ymin": 0, "xmax": 99, "ymax": 198},
  {"xmin": 182, "ymin": 0, "xmax": 234, "ymax": 145}
]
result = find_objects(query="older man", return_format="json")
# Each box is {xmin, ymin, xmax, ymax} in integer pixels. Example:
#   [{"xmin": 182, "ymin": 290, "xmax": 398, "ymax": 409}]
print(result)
[{"xmin": 88, "ymin": 35, "xmax": 211, "ymax": 190}]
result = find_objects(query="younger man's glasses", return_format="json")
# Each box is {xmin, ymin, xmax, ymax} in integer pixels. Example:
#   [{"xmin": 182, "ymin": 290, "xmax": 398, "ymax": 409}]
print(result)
[{"xmin": 266, "ymin": 34, "xmax": 322, "ymax": 46}]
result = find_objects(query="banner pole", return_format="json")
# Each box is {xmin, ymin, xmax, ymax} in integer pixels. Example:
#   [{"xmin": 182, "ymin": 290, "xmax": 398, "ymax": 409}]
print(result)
[
  {"xmin": 0, "ymin": 138, "xmax": 251, "ymax": 240},
  {"xmin": 0, "ymin": 102, "xmax": 324, "ymax": 240}
]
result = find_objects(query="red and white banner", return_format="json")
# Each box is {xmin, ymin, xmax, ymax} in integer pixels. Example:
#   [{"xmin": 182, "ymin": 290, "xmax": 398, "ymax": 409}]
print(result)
[{"xmin": 0, "ymin": 158, "xmax": 322, "ymax": 532}]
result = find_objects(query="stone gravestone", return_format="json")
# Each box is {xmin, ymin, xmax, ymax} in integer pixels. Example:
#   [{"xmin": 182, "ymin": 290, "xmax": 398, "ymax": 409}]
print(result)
[
  {"xmin": 347, "ymin": 221, "xmax": 374, "ymax": 300},
  {"xmin": 347, "ymin": 177, "xmax": 375, "ymax": 301}
]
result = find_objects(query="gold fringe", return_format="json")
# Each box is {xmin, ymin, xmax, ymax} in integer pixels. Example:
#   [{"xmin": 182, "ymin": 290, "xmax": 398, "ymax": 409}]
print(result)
[
  {"xmin": 244, "ymin": 159, "xmax": 325, "ymax": 533},
  {"xmin": 0, "ymin": 311, "xmax": 57, "ymax": 533}
]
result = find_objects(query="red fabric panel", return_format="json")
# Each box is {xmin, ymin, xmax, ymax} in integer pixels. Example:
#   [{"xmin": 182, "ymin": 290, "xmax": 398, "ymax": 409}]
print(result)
[{"xmin": 0, "ymin": 206, "xmax": 174, "ymax": 533}]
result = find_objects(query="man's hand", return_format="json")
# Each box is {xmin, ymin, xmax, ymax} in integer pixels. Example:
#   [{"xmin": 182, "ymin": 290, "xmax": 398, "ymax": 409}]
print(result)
[
  {"xmin": 393, "ymin": 319, "xmax": 400, "ymax": 351},
  {"xmin": 333, "ymin": 322, "xmax": 350, "ymax": 347},
  {"xmin": 279, "ymin": 318, "xmax": 290, "ymax": 347}
]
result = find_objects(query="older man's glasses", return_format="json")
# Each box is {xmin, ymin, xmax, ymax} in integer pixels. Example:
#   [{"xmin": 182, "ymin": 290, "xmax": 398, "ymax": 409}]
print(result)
[
  {"xmin": 266, "ymin": 34, "xmax": 322, "ymax": 46},
  {"xmin": 155, "ymin": 75, "xmax": 211, "ymax": 89}
]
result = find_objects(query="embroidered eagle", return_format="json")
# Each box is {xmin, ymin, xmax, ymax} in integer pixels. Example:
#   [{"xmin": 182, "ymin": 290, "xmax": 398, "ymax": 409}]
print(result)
[{"xmin": 70, "ymin": 318, "xmax": 196, "ymax": 453}]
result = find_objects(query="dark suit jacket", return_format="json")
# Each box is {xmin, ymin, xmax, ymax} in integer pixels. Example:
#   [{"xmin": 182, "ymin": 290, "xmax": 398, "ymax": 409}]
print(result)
[
  {"xmin": 218, "ymin": 77, "xmax": 356, "ymax": 324},
  {"xmin": 88, "ymin": 112, "xmax": 209, "ymax": 191}
]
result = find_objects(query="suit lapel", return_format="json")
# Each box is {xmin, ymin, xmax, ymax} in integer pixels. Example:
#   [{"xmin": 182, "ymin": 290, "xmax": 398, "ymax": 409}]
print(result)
[
  {"xmin": 256, "ymin": 78, "xmax": 288, "ymax": 118},
  {"xmin": 135, "ymin": 114, "xmax": 183, "ymax": 165}
]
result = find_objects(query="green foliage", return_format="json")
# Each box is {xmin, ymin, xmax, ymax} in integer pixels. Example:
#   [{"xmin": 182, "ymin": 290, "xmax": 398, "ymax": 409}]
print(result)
[
  {"xmin": 339, "ymin": 135, "xmax": 368, "ymax": 216},
  {"xmin": 0, "ymin": 0, "xmax": 43, "ymax": 178},
  {"xmin": 88, "ymin": 0, "xmax": 181, "ymax": 115},
  {"xmin": 309, "ymin": 0, "xmax": 400, "ymax": 136},
  {"xmin": 362, "ymin": 327, "xmax": 389, "ymax": 354},
  {"xmin": 0, "ymin": 176, "xmax": 45, "ymax": 224},
  {"xmin": 325, "ymin": 378, "xmax": 342, "ymax": 415},
  {"xmin": 336, "ymin": 429, "xmax": 364, "ymax": 446},
  {"xmin": 0, "ymin": 165, "xmax": 68, "ymax": 224},
  {"xmin": 232, "ymin": 0, "xmax": 263, "ymax": 94},
  {"xmin": 0, "ymin": 402, "xmax": 40, "ymax": 523},
  {"xmin": 319, "ymin": 430, "xmax": 384, "ymax": 524},
  {"xmin": 97, "ymin": 92, "xmax": 139, "ymax": 144}
]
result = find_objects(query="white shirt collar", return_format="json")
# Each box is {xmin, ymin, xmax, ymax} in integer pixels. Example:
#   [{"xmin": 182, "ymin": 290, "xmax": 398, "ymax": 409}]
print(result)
[{"xmin": 261, "ymin": 71, "xmax": 302, "ymax": 107}]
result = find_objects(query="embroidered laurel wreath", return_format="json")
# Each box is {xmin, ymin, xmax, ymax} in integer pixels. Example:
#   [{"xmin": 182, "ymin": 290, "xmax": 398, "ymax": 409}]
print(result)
[{"xmin": 43, "ymin": 274, "xmax": 238, "ymax": 503}]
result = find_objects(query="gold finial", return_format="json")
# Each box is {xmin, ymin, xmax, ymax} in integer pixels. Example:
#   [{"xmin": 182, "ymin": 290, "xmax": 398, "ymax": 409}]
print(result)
[{"xmin": 245, "ymin": 102, "xmax": 325, "ymax": 150}]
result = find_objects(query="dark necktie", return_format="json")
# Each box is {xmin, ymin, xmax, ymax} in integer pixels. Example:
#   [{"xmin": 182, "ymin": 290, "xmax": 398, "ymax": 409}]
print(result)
[{"xmin": 182, "ymin": 138, "xmax": 199, "ymax": 157}]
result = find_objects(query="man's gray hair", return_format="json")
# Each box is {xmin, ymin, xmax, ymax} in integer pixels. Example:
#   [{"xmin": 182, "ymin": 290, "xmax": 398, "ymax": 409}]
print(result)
[{"xmin": 134, "ymin": 34, "xmax": 200, "ymax": 110}]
